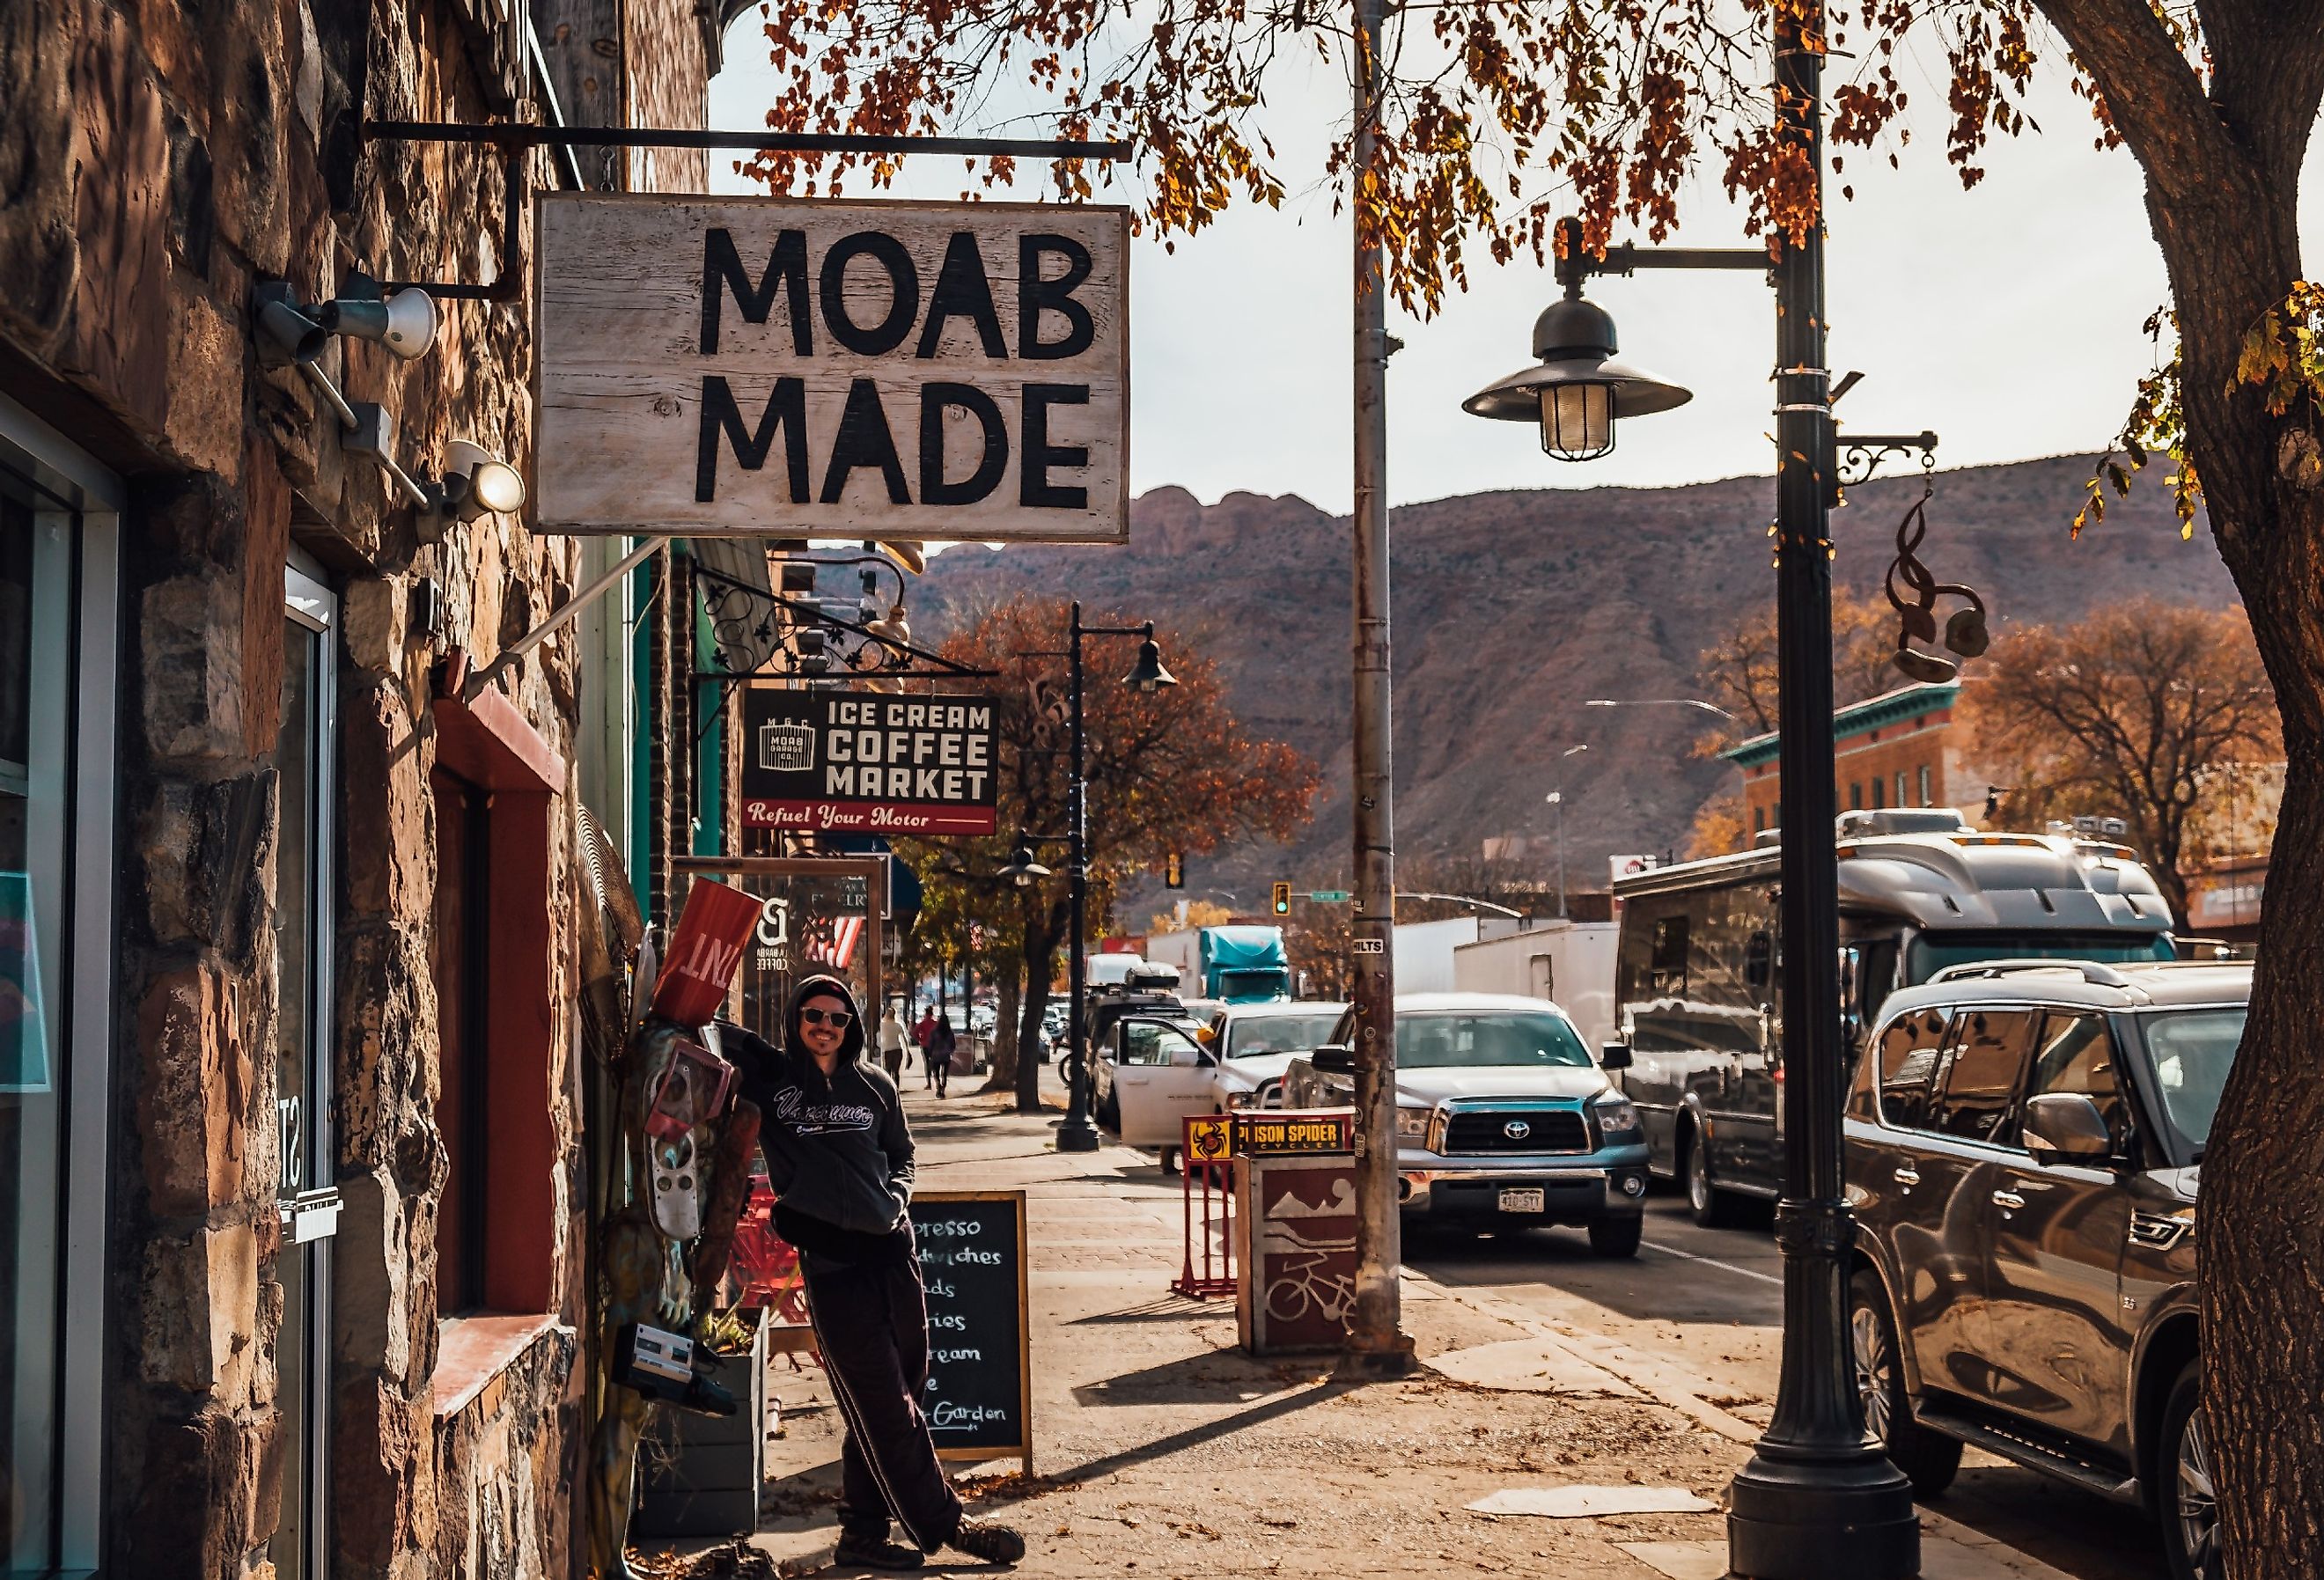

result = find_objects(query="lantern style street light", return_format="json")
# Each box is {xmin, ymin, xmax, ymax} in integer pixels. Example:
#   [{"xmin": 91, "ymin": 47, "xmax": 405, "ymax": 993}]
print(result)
[
  {"xmin": 999, "ymin": 844, "xmax": 1053, "ymax": 888},
  {"xmin": 1461, "ymin": 270, "xmax": 1692, "ymax": 460},
  {"xmin": 1461, "ymin": 8, "xmax": 1937, "ymax": 1576},
  {"xmin": 1028, "ymin": 603, "xmax": 1179, "ymax": 1153},
  {"xmin": 1125, "ymin": 636, "xmax": 1176, "ymax": 692}
]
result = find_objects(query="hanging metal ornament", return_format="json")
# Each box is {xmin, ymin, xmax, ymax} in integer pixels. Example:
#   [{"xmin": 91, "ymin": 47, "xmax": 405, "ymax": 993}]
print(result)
[{"xmin": 1884, "ymin": 457, "xmax": 1989, "ymax": 682}]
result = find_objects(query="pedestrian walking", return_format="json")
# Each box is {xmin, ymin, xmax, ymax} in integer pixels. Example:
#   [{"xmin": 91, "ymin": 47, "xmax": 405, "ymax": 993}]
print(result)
[
  {"xmin": 723, "ymin": 976, "xmax": 1025, "ymax": 1571},
  {"xmin": 928, "ymin": 1015, "xmax": 956, "ymax": 1099},
  {"xmin": 878, "ymin": 1000, "xmax": 909, "ymax": 1083},
  {"xmin": 913, "ymin": 1005, "xmax": 938, "ymax": 1087}
]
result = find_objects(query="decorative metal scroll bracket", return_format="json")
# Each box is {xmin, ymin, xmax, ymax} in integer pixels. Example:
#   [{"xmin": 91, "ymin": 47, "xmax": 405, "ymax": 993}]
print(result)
[
  {"xmin": 690, "ymin": 562, "xmax": 998, "ymax": 685},
  {"xmin": 1836, "ymin": 430, "xmax": 1939, "ymax": 489}
]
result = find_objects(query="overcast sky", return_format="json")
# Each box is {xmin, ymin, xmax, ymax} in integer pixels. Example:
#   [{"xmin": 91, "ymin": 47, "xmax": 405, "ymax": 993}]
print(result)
[{"xmin": 706, "ymin": 25, "xmax": 2314, "ymax": 517}]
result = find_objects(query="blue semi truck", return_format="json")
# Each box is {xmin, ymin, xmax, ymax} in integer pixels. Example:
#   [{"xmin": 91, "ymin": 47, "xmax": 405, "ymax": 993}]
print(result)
[{"xmin": 1144, "ymin": 924, "xmax": 1292, "ymax": 1003}]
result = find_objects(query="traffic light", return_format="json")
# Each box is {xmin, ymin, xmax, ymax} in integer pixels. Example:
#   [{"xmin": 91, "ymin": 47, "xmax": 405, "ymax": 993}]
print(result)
[
  {"xmin": 1271, "ymin": 881, "xmax": 1291, "ymax": 915},
  {"xmin": 1165, "ymin": 851, "xmax": 1184, "ymax": 889}
]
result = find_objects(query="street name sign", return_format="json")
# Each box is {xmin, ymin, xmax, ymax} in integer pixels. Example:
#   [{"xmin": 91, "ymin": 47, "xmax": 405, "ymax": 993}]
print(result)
[
  {"xmin": 532, "ymin": 194, "xmax": 1129, "ymax": 541},
  {"xmin": 739, "ymin": 689, "xmax": 1000, "ymax": 834},
  {"xmin": 1308, "ymin": 889, "xmax": 1351, "ymax": 902}
]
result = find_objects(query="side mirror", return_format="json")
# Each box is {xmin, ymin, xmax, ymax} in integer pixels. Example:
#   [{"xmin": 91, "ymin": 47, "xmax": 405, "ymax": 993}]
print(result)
[
  {"xmin": 1309, "ymin": 1044, "xmax": 1357, "ymax": 1075},
  {"xmin": 2022, "ymin": 1092, "xmax": 2114, "ymax": 1163},
  {"xmin": 1600, "ymin": 1041, "xmax": 1634, "ymax": 1071}
]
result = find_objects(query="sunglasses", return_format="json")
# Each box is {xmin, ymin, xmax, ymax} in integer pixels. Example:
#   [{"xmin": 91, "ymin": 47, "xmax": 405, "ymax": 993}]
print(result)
[{"xmin": 799, "ymin": 1007, "xmax": 854, "ymax": 1028}]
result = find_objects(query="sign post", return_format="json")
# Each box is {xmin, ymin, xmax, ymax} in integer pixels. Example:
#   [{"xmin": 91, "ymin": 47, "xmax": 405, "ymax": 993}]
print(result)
[{"xmin": 533, "ymin": 195, "xmax": 1129, "ymax": 544}]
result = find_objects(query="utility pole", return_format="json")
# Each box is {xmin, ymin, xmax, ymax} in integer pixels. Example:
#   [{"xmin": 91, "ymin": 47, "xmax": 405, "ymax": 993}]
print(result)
[
  {"xmin": 1724, "ymin": 0, "xmax": 1918, "ymax": 1571},
  {"xmin": 1345, "ymin": 0, "xmax": 1409, "ymax": 1371}
]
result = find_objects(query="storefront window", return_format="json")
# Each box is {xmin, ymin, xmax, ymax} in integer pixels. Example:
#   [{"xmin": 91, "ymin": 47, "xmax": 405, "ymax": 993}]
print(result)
[
  {"xmin": 274, "ymin": 562, "xmax": 341, "ymax": 1580},
  {"xmin": 1, "ymin": 489, "xmax": 63, "ymax": 1571},
  {"xmin": 0, "ymin": 415, "xmax": 115, "ymax": 1573}
]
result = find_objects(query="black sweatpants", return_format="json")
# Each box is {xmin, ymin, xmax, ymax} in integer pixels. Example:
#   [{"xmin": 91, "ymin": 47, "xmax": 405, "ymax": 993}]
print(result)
[{"xmin": 799, "ymin": 1236, "xmax": 964, "ymax": 1552}]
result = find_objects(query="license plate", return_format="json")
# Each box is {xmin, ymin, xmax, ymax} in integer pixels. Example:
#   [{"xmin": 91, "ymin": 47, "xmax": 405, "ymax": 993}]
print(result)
[{"xmin": 1498, "ymin": 1188, "xmax": 1546, "ymax": 1213}]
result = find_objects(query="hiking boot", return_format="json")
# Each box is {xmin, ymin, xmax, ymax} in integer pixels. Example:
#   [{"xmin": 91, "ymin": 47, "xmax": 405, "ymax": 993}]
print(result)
[
  {"xmin": 946, "ymin": 1518, "xmax": 1026, "ymax": 1566},
  {"xmin": 832, "ymin": 1533, "xmax": 924, "ymax": 1570}
]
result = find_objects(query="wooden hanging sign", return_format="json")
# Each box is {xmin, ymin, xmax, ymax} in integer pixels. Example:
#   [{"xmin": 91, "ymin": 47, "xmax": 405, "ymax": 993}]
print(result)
[{"xmin": 532, "ymin": 194, "xmax": 1129, "ymax": 543}]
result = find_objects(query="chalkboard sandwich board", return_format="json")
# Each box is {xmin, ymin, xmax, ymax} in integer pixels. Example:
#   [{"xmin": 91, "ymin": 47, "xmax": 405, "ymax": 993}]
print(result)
[{"xmin": 908, "ymin": 1189, "xmax": 1033, "ymax": 1473}]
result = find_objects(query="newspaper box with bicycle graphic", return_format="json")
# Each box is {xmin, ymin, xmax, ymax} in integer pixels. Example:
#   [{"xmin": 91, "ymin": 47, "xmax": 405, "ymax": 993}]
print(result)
[{"xmin": 1229, "ymin": 1109, "xmax": 1358, "ymax": 1355}]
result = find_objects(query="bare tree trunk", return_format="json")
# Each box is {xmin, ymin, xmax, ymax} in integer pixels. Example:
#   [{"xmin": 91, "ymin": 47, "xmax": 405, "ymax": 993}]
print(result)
[
  {"xmin": 2163, "ymin": 236, "xmax": 2324, "ymax": 1580},
  {"xmin": 1014, "ymin": 926, "xmax": 1060, "ymax": 1113},
  {"xmin": 2205, "ymin": 739, "xmax": 2324, "ymax": 1578},
  {"xmin": 2196, "ymin": 467, "xmax": 2324, "ymax": 1576},
  {"xmin": 2018, "ymin": 7, "xmax": 2324, "ymax": 1562},
  {"xmin": 994, "ymin": 968, "xmax": 1022, "ymax": 1096},
  {"xmin": 978, "ymin": 987, "xmax": 1016, "ymax": 1094}
]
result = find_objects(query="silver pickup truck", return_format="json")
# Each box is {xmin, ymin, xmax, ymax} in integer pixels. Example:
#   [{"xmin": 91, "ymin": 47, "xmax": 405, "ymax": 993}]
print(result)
[{"xmin": 1283, "ymin": 991, "xmax": 1651, "ymax": 1257}]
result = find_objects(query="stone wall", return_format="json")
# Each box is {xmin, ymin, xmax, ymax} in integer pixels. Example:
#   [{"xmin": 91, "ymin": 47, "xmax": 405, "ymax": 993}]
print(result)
[{"xmin": 0, "ymin": 0, "xmax": 707, "ymax": 1571}]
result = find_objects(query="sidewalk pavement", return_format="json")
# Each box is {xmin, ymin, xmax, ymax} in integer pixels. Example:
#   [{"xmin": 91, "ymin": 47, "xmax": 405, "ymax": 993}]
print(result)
[{"xmin": 709, "ymin": 1079, "xmax": 2078, "ymax": 1580}]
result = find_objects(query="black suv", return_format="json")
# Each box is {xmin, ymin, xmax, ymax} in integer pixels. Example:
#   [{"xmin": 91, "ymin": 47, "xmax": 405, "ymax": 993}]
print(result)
[{"xmin": 1845, "ymin": 959, "xmax": 2240, "ymax": 1580}]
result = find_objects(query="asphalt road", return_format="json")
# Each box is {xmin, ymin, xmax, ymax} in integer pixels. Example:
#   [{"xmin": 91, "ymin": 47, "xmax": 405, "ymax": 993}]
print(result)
[{"xmin": 1404, "ymin": 1192, "xmax": 2170, "ymax": 1580}]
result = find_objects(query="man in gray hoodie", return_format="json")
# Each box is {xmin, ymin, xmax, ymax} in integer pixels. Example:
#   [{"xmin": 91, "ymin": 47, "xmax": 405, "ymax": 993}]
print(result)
[{"xmin": 725, "ymin": 975, "xmax": 1026, "ymax": 1571}]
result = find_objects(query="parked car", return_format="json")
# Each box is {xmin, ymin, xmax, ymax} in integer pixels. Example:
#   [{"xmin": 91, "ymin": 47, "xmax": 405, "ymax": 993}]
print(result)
[
  {"xmin": 1202, "ymin": 1000, "xmax": 1347, "ymax": 1109},
  {"xmin": 1846, "ymin": 959, "xmax": 2239, "ymax": 1580},
  {"xmin": 1085, "ymin": 981, "xmax": 1190, "ymax": 1065},
  {"xmin": 1283, "ymin": 992, "xmax": 1650, "ymax": 1257},
  {"xmin": 1093, "ymin": 1010, "xmax": 1217, "ymax": 1168}
]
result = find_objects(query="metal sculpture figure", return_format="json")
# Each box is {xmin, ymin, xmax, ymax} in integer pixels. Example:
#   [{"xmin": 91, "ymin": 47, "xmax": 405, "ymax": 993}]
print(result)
[
  {"xmin": 1883, "ymin": 462, "xmax": 1991, "ymax": 683},
  {"xmin": 582, "ymin": 878, "xmax": 767, "ymax": 1580}
]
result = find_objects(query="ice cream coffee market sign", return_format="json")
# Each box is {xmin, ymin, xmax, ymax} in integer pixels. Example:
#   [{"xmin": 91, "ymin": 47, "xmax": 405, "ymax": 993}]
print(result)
[
  {"xmin": 741, "ymin": 689, "xmax": 1000, "ymax": 834},
  {"xmin": 532, "ymin": 194, "xmax": 1128, "ymax": 541}
]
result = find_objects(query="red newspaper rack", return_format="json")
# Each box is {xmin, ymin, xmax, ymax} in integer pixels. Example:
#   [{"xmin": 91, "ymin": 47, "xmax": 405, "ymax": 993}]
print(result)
[{"xmin": 1170, "ymin": 1113, "xmax": 1238, "ymax": 1299}]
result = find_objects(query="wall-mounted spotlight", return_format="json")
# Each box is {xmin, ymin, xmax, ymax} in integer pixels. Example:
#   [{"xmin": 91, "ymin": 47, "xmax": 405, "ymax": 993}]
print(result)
[
  {"xmin": 318, "ymin": 271, "xmax": 439, "ymax": 362},
  {"xmin": 254, "ymin": 283, "xmax": 330, "ymax": 367},
  {"xmin": 419, "ymin": 440, "xmax": 526, "ymax": 541},
  {"xmin": 254, "ymin": 273, "xmax": 440, "ymax": 368}
]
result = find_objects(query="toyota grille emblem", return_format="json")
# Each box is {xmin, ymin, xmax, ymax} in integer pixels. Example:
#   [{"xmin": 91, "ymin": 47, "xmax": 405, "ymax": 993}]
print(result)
[{"xmin": 1503, "ymin": 1119, "xmax": 1532, "ymax": 1141}]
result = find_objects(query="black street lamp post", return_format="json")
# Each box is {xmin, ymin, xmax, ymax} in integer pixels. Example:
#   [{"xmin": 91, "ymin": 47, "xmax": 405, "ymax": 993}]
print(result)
[
  {"xmin": 1461, "ymin": 6, "xmax": 1931, "ymax": 1575},
  {"xmin": 1032, "ymin": 600, "xmax": 1175, "ymax": 1154}
]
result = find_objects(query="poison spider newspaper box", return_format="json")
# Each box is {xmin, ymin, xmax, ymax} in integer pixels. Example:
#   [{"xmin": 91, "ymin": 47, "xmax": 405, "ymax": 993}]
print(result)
[{"xmin": 1231, "ymin": 1112, "xmax": 1357, "ymax": 1355}]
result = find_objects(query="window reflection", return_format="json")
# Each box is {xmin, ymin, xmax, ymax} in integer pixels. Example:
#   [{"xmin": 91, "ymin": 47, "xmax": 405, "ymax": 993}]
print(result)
[{"xmin": 2, "ymin": 489, "xmax": 66, "ymax": 1569}]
